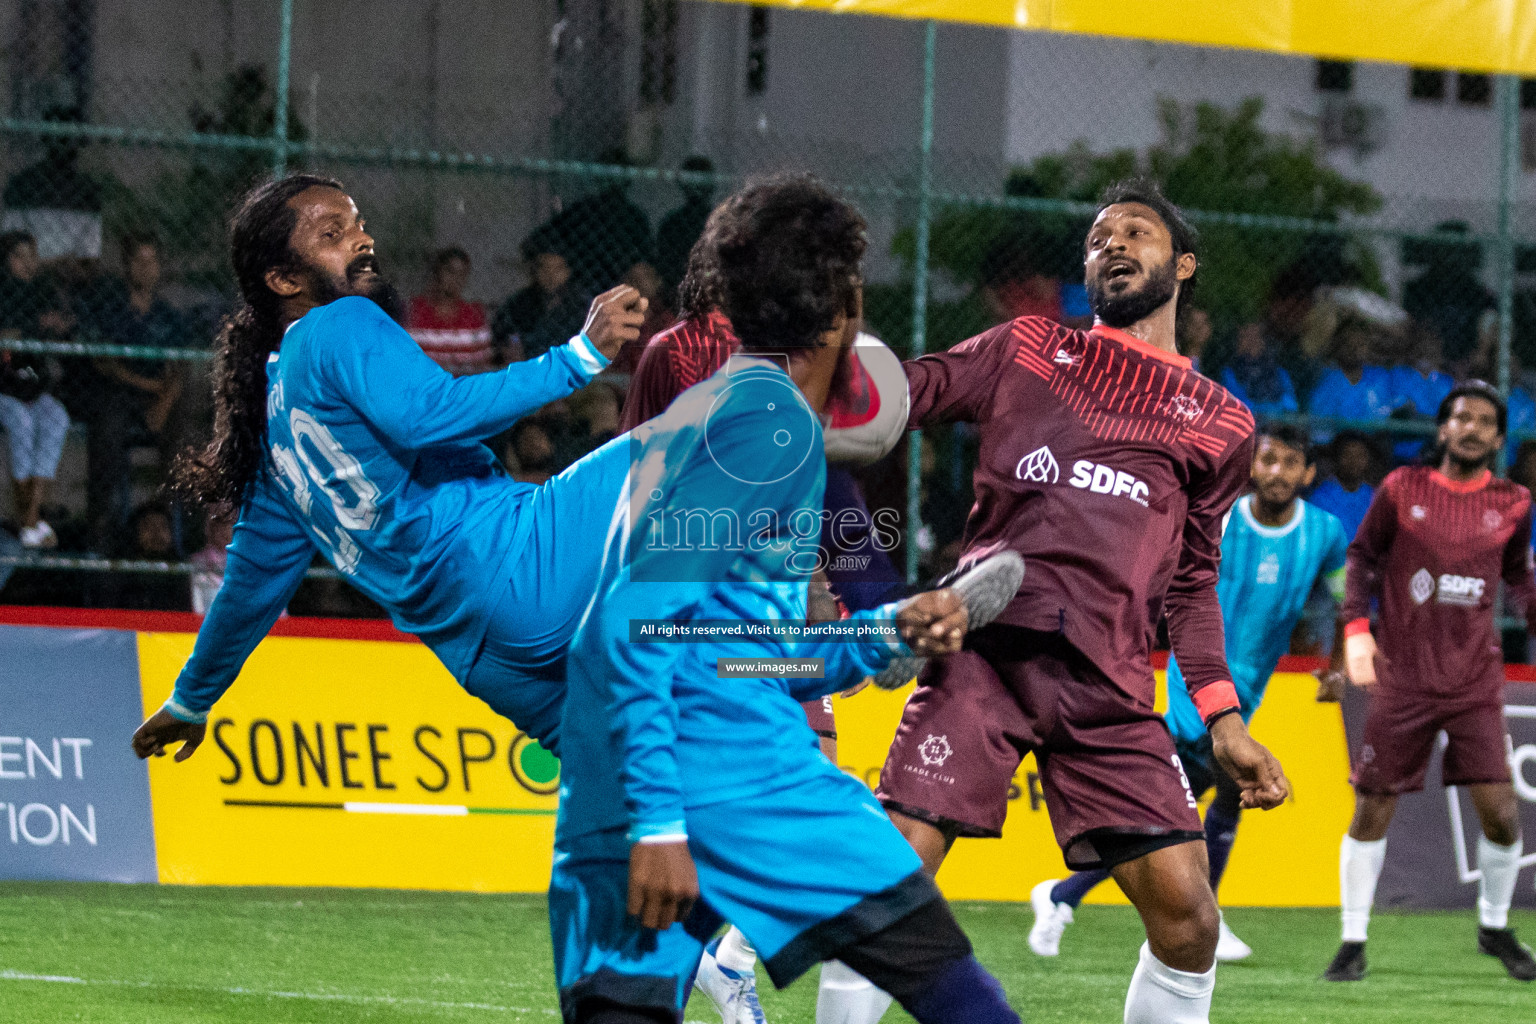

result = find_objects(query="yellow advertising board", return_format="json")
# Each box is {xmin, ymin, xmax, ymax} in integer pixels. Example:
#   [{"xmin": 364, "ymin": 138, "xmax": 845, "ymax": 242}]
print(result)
[
  {"xmin": 137, "ymin": 629, "xmax": 1354, "ymax": 905},
  {"xmin": 137, "ymin": 632, "xmax": 559, "ymax": 892},
  {"xmin": 712, "ymin": 0, "xmax": 1536, "ymax": 76}
]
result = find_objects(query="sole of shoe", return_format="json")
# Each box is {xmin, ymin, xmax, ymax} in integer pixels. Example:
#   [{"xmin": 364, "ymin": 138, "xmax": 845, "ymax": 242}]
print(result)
[{"xmin": 875, "ymin": 552, "xmax": 1025, "ymax": 691}]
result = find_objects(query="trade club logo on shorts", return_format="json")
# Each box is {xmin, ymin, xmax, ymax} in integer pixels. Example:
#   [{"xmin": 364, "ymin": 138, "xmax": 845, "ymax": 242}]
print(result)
[
  {"xmin": 1410, "ymin": 568, "xmax": 1435, "ymax": 605},
  {"xmin": 1016, "ymin": 446, "xmax": 1060, "ymax": 485},
  {"xmin": 918, "ymin": 734, "xmax": 953, "ymax": 767}
]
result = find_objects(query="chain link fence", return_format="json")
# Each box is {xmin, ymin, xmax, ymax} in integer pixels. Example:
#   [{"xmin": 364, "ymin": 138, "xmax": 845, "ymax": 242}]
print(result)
[{"xmin": 0, "ymin": 1, "xmax": 1534, "ymax": 648}]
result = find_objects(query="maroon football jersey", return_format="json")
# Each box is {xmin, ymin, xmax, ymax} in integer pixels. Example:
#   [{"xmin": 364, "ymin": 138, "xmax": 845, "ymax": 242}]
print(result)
[
  {"xmin": 618, "ymin": 312, "xmax": 738, "ymax": 432},
  {"xmin": 905, "ymin": 317, "xmax": 1255, "ymax": 710},
  {"xmin": 1343, "ymin": 465, "xmax": 1536, "ymax": 701}
]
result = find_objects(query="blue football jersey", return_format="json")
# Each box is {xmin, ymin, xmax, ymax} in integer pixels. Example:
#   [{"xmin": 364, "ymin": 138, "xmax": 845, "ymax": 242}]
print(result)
[
  {"xmin": 558, "ymin": 356, "xmax": 906, "ymax": 845},
  {"xmin": 1165, "ymin": 495, "xmax": 1348, "ymax": 743},
  {"xmin": 168, "ymin": 296, "xmax": 605, "ymax": 717}
]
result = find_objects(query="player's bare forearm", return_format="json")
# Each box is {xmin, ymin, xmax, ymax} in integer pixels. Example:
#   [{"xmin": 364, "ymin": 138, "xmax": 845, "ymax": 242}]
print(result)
[
  {"xmin": 1209, "ymin": 713, "xmax": 1289, "ymax": 810},
  {"xmin": 582, "ymin": 284, "xmax": 648, "ymax": 360},
  {"xmin": 131, "ymin": 708, "xmax": 206, "ymax": 762},
  {"xmin": 626, "ymin": 840, "xmax": 699, "ymax": 931}
]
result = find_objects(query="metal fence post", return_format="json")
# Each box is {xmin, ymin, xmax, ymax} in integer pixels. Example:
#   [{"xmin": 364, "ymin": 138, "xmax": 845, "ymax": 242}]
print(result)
[
  {"xmin": 1496, "ymin": 74, "xmax": 1520, "ymax": 407},
  {"xmin": 906, "ymin": 19, "xmax": 937, "ymax": 585},
  {"xmin": 273, "ymin": 0, "xmax": 295, "ymax": 178}
]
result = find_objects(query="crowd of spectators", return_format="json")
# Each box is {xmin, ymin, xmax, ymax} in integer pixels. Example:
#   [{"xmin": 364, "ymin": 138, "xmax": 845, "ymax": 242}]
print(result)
[
  {"xmin": 0, "ymin": 154, "xmax": 720, "ymax": 614},
  {"xmin": 0, "ymin": 157, "xmax": 1532, "ymax": 621}
]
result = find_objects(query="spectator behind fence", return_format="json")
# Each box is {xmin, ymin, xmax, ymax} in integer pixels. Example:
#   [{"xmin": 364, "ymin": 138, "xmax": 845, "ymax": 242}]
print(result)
[
  {"xmin": 406, "ymin": 246, "xmax": 494, "ymax": 375},
  {"xmin": 1181, "ymin": 306, "xmax": 1213, "ymax": 374},
  {"xmin": 1402, "ymin": 221, "xmax": 1495, "ymax": 372},
  {"xmin": 0, "ymin": 231, "xmax": 72, "ymax": 548},
  {"xmin": 1387, "ymin": 323, "xmax": 1453, "ymax": 462},
  {"xmin": 565, "ymin": 382, "xmax": 621, "ymax": 461},
  {"xmin": 609, "ymin": 260, "xmax": 673, "ymax": 375},
  {"xmin": 1253, "ymin": 262, "xmax": 1326, "ymax": 401},
  {"xmin": 502, "ymin": 418, "xmax": 556, "ymax": 485},
  {"xmin": 492, "ymin": 227, "xmax": 589, "ymax": 362},
  {"xmin": 108, "ymin": 502, "xmax": 189, "ymax": 611},
  {"xmin": 980, "ymin": 235, "xmax": 1064, "ymax": 325},
  {"xmin": 548, "ymin": 149, "xmax": 657, "ymax": 294},
  {"xmin": 1221, "ymin": 322, "xmax": 1299, "ymax": 415},
  {"xmin": 655, "ymin": 155, "xmax": 715, "ymax": 305},
  {"xmin": 189, "ymin": 506, "xmax": 236, "ymax": 615},
  {"xmin": 76, "ymin": 234, "xmax": 187, "ymax": 553},
  {"xmin": 1309, "ymin": 430, "xmax": 1376, "ymax": 542},
  {"xmin": 1307, "ymin": 315, "xmax": 1394, "ymax": 442},
  {"xmin": 1, "ymin": 107, "xmax": 103, "ymax": 262}
]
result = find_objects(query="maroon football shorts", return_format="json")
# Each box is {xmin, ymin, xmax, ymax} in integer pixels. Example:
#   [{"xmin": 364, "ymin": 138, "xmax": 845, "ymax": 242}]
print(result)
[
  {"xmin": 802, "ymin": 694, "xmax": 836, "ymax": 740},
  {"xmin": 1352, "ymin": 689, "xmax": 1512, "ymax": 794},
  {"xmin": 877, "ymin": 626, "xmax": 1202, "ymax": 870}
]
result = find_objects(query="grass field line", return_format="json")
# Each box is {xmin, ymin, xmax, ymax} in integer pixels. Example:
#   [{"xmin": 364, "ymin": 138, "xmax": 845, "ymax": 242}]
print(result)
[{"xmin": 0, "ymin": 968, "xmax": 558, "ymax": 1015}]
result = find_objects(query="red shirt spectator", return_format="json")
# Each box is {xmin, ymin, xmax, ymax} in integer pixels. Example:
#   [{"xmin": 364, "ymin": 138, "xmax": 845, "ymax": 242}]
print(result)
[{"xmin": 407, "ymin": 247, "xmax": 494, "ymax": 375}]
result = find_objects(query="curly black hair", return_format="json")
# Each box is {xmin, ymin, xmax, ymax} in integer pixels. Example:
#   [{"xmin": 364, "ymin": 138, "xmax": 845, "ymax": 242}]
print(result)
[
  {"xmin": 693, "ymin": 174, "xmax": 865, "ymax": 350},
  {"xmin": 173, "ymin": 173, "xmax": 343, "ymax": 509}
]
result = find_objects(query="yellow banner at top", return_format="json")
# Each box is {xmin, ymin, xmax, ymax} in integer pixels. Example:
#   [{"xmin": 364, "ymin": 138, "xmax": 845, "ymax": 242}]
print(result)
[{"xmin": 720, "ymin": 0, "xmax": 1536, "ymax": 75}]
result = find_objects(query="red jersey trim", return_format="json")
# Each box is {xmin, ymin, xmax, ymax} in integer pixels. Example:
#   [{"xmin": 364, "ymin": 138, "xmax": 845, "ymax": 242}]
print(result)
[
  {"xmin": 1344, "ymin": 618, "xmax": 1372, "ymax": 638},
  {"xmin": 1192, "ymin": 680, "xmax": 1240, "ymax": 722},
  {"xmin": 1428, "ymin": 468, "xmax": 1492, "ymax": 493},
  {"xmin": 1089, "ymin": 325, "xmax": 1191, "ymax": 369}
]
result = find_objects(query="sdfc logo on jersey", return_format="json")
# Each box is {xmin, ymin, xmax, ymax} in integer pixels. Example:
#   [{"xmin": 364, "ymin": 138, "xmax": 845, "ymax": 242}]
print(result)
[
  {"xmin": 918, "ymin": 734, "xmax": 953, "ymax": 767},
  {"xmin": 1435, "ymin": 574, "xmax": 1485, "ymax": 606},
  {"xmin": 1016, "ymin": 445, "xmax": 1061, "ymax": 485},
  {"xmin": 1016, "ymin": 445, "xmax": 1149, "ymax": 506},
  {"xmin": 1069, "ymin": 460, "xmax": 1150, "ymax": 507},
  {"xmin": 1410, "ymin": 568, "xmax": 1435, "ymax": 604}
]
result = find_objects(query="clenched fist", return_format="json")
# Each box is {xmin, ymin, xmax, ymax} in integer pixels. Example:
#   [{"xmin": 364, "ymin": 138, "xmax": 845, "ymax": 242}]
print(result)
[{"xmin": 582, "ymin": 284, "xmax": 649, "ymax": 360}]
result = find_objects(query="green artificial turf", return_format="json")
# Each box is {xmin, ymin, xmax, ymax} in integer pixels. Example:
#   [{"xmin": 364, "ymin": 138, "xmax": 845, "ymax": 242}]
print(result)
[{"xmin": 0, "ymin": 883, "xmax": 1531, "ymax": 1022}]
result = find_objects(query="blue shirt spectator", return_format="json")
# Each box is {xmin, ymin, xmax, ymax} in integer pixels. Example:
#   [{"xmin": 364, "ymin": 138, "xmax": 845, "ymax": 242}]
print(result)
[
  {"xmin": 1308, "ymin": 431, "xmax": 1376, "ymax": 541},
  {"xmin": 1307, "ymin": 325, "xmax": 1394, "ymax": 445},
  {"xmin": 1506, "ymin": 385, "xmax": 1536, "ymax": 464},
  {"xmin": 1222, "ymin": 324, "xmax": 1299, "ymax": 416},
  {"xmin": 1388, "ymin": 365, "xmax": 1453, "ymax": 462}
]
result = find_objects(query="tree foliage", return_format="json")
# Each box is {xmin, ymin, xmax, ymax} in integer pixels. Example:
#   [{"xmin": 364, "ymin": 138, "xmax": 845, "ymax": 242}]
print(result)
[{"xmin": 883, "ymin": 96, "xmax": 1383, "ymax": 349}]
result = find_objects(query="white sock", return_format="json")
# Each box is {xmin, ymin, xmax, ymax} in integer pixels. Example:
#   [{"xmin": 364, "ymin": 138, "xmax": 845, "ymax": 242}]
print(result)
[
  {"xmin": 715, "ymin": 925, "xmax": 758, "ymax": 973},
  {"xmin": 1477, "ymin": 836, "xmax": 1522, "ymax": 930},
  {"xmin": 1123, "ymin": 942, "xmax": 1215, "ymax": 1024},
  {"xmin": 1340, "ymin": 835, "xmax": 1386, "ymax": 943},
  {"xmin": 816, "ymin": 959, "xmax": 894, "ymax": 1024}
]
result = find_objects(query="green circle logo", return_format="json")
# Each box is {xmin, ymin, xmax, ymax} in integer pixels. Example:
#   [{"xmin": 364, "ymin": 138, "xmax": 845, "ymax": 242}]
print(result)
[{"xmin": 510, "ymin": 733, "xmax": 560, "ymax": 795}]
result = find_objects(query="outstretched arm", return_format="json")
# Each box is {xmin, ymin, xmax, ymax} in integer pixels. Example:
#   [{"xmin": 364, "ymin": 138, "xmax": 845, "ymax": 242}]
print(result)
[
  {"xmin": 903, "ymin": 321, "xmax": 1013, "ymax": 428},
  {"xmin": 131, "ymin": 478, "xmax": 313, "ymax": 761},
  {"xmin": 783, "ymin": 590, "xmax": 967, "ymax": 702},
  {"xmin": 321, "ymin": 287, "xmax": 644, "ymax": 449}
]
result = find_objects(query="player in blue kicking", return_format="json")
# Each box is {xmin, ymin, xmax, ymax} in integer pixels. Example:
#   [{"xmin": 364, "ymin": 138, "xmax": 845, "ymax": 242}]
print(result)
[
  {"xmin": 130, "ymin": 173, "xmax": 646, "ymax": 762},
  {"xmin": 552, "ymin": 176, "xmax": 1024, "ymax": 1024},
  {"xmin": 1027, "ymin": 422, "xmax": 1348, "ymax": 962}
]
